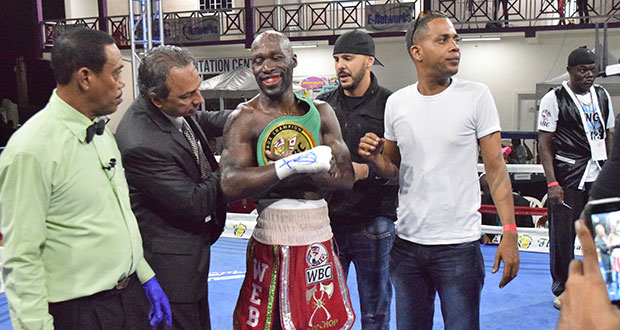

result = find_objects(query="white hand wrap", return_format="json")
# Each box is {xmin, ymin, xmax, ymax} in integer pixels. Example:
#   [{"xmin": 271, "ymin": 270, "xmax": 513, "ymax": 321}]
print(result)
[{"xmin": 274, "ymin": 145, "xmax": 333, "ymax": 180}]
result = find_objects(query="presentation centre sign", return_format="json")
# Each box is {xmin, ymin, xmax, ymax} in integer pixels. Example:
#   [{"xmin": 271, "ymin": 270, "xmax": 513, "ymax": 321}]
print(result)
[
  {"xmin": 195, "ymin": 57, "xmax": 251, "ymax": 74},
  {"xmin": 366, "ymin": 3, "xmax": 414, "ymax": 32}
]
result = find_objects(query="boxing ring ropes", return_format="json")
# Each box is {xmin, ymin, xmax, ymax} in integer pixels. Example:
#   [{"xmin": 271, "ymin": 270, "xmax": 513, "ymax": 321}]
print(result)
[
  {"xmin": 220, "ymin": 163, "xmax": 583, "ymax": 256},
  {"xmin": 0, "ymin": 163, "xmax": 580, "ymax": 294}
]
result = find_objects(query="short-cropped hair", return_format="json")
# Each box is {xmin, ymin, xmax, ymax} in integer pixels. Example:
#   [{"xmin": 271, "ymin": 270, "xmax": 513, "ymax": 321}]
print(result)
[
  {"xmin": 405, "ymin": 11, "xmax": 449, "ymax": 57},
  {"xmin": 138, "ymin": 45, "xmax": 195, "ymax": 100},
  {"xmin": 51, "ymin": 27, "xmax": 115, "ymax": 85}
]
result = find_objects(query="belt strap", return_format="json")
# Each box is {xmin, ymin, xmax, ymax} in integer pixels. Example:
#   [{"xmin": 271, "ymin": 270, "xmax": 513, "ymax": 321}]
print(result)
[{"xmin": 114, "ymin": 275, "xmax": 133, "ymax": 290}]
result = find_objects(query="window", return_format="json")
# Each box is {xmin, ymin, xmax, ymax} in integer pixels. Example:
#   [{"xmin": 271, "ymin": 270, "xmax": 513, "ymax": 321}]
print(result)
[{"xmin": 200, "ymin": 0, "xmax": 232, "ymax": 10}]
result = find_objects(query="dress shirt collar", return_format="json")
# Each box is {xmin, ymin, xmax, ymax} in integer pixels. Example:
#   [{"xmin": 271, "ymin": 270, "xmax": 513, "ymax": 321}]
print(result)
[
  {"xmin": 48, "ymin": 89, "xmax": 108, "ymax": 144},
  {"xmin": 160, "ymin": 110, "xmax": 184, "ymax": 132}
]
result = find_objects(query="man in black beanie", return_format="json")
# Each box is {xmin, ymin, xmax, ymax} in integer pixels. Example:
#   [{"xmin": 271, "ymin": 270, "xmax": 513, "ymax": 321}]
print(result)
[
  {"xmin": 538, "ymin": 46, "xmax": 615, "ymax": 310},
  {"xmin": 316, "ymin": 30, "xmax": 397, "ymax": 330}
]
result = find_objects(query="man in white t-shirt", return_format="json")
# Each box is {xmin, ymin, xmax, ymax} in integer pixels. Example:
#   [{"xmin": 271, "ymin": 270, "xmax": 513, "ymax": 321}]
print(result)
[
  {"xmin": 358, "ymin": 11, "xmax": 519, "ymax": 330},
  {"xmin": 537, "ymin": 46, "xmax": 615, "ymax": 310}
]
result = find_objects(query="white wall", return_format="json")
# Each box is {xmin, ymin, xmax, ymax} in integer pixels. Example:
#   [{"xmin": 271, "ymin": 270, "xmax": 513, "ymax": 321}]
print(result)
[
  {"xmin": 107, "ymin": 0, "xmax": 129, "ymax": 17},
  {"xmin": 65, "ymin": 0, "xmax": 98, "ymax": 18},
  {"xmin": 161, "ymin": 0, "xmax": 199, "ymax": 12},
  {"xmin": 65, "ymin": 0, "xmax": 200, "ymax": 18},
  {"xmin": 456, "ymin": 30, "xmax": 620, "ymax": 129}
]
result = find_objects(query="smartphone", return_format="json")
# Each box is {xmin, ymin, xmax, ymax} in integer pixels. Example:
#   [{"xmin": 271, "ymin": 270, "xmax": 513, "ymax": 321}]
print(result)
[{"xmin": 584, "ymin": 197, "xmax": 620, "ymax": 306}]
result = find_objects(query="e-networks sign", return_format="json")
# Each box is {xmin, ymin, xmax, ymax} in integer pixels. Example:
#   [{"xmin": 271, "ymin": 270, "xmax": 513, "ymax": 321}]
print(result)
[{"xmin": 366, "ymin": 3, "xmax": 414, "ymax": 32}]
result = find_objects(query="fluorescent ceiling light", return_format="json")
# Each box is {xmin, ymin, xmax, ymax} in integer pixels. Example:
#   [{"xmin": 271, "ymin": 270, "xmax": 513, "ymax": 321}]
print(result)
[
  {"xmin": 292, "ymin": 43, "xmax": 318, "ymax": 49},
  {"xmin": 461, "ymin": 36, "xmax": 501, "ymax": 42},
  {"xmin": 606, "ymin": 63, "xmax": 620, "ymax": 76}
]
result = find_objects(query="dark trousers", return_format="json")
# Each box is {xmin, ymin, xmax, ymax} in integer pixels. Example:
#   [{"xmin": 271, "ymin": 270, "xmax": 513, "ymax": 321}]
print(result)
[
  {"xmin": 390, "ymin": 237, "xmax": 485, "ymax": 330},
  {"xmin": 549, "ymin": 183, "xmax": 592, "ymax": 296},
  {"xmin": 165, "ymin": 294, "xmax": 211, "ymax": 330},
  {"xmin": 332, "ymin": 216, "xmax": 395, "ymax": 330},
  {"xmin": 49, "ymin": 274, "xmax": 151, "ymax": 330}
]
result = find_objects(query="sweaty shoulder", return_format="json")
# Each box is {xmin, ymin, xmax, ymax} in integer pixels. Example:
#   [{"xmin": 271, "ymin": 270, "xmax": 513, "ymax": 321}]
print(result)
[
  {"xmin": 313, "ymin": 99, "xmax": 335, "ymax": 116},
  {"xmin": 313, "ymin": 98, "xmax": 328, "ymax": 108},
  {"xmin": 224, "ymin": 99, "xmax": 262, "ymax": 133}
]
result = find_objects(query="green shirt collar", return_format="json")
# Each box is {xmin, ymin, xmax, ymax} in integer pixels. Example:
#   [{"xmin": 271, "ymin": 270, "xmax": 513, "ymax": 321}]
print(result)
[{"xmin": 48, "ymin": 90, "xmax": 106, "ymax": 144}]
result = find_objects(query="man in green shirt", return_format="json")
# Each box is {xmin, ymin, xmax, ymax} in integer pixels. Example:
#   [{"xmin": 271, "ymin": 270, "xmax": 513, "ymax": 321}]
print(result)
[{"xmin": 0, "ymin": 28, "xmax": 172, "ymax": 329}]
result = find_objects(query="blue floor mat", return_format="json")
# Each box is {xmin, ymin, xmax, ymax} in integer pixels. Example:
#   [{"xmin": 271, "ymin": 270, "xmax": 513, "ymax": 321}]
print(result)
[
  {"xmin": 208, "ymin": 238, "xmax": 559, "ymax": 330},
  {"xmin": 0, "ymin": 238, "xmax": 560, "ymax": 329}
]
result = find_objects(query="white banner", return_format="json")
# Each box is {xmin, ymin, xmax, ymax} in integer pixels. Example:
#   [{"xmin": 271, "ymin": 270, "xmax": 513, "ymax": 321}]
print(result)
[
  {"xmin": 481, "ymin": 225, "xmax": 582, "ymax": 255},
  {"xmin": 222, "ymin": 212, "xmax": 257, "ymax": 239},
  {"xmin": 221, "ymin": 214, "xmax": 581, "ymax": 256}
]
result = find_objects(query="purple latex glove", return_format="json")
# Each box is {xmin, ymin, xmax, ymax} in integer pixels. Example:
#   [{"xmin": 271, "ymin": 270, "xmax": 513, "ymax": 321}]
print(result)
[{"xmin": 142, "ymin": 277, "xmax": 172, "ymax": 327}]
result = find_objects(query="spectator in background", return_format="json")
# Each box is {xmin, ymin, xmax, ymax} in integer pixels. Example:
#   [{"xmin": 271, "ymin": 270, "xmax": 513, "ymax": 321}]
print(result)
[
  {"xmin": 501, "ymin": 145, "xmax": 512, "ymax": 163},
  {"xmin": 0, "ymin": 98, "xmax": 18, "ymax": 147},
  {"xmin": 576, "ymin": 0, "xmax": 590, "ymax": 24},
  {"xmin": 508, "ymin": 138, "xmax": 533, "ymax": 164},
  {"xmin": 594, "ymin": 224, "xmax": 613, "ymax": 286},
  {"xmin": 0, "ymin": 103, "xmax": 7, "ymax": 125},
  {"xmin": 558, "ymin": 0, "xmax": 566, "ymax": 25},
  {"xmin": 2, "ymin": 98, "xmax": 18, "ymax": 129},
  {"xmin": 492, "ymin": 0, "xmax": 509, "ymax": 27},
  {"xmin": 537, "ymin": 46, "xmax": 615, "ymax": 309},
  {"xmin": 0, "ymin": 105, "xmax": 11, "ymax": 147}
]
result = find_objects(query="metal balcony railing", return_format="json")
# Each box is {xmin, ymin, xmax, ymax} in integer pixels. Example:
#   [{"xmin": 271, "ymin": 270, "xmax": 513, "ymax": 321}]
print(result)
[
  {"xmin": 253, "ymin": 1, "xmax": 385, "ymax": 35},
  {"xmin": 434, "ymin": 0, "xmax": 620, "ymax": 29},
  {"xmin": 161, "ymin": 8, "xmax": 245, "ymax": 37},
  {"xmin": 40, "ymin": 0, "xmax": 620, "ymax": 49},
  {"xmin": 42, "ymin": 17, "xmax": 100, "ymax": 48}
]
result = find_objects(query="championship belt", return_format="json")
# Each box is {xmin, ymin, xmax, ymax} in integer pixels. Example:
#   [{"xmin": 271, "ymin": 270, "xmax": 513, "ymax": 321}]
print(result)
[{"xmin": 256, "ymin": 119, "xmax": 318, "ymax": 167}]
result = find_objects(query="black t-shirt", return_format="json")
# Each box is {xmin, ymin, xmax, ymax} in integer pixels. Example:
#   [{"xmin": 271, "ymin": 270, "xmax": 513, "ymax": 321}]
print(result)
[
  {"xmin": 316, "ymin": 74, "xmax": 397, "ymax": 226},
  {"xmin": 344, "ymin": 94, "xmax": 365, "ymax": 110},
  {"xmin": 591, "ymin": 114, "xmax": 620, "ymax": 199}
]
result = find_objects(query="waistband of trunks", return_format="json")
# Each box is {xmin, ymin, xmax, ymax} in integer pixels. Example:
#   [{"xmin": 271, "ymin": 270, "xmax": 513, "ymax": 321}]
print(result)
[{"xmin": 253, "ymin": 199, "xmax": 332, "ymax": 246}]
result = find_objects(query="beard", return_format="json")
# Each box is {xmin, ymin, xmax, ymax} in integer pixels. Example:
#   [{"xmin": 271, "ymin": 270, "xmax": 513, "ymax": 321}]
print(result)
[{"xmin": 339, "ymin": 65, "xmax": 366, "ymax": 92}]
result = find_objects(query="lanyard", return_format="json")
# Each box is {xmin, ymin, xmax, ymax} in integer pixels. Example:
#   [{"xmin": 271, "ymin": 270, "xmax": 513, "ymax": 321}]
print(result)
[{"xmin": 562, "ymin": 81, "xmax": 607, "ymax": 161}]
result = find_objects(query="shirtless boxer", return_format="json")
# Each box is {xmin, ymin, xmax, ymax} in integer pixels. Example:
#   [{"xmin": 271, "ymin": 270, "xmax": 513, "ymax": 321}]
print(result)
[{"xmin": 219, "ymin": 31, "xmax": 356, "ymax": 330}]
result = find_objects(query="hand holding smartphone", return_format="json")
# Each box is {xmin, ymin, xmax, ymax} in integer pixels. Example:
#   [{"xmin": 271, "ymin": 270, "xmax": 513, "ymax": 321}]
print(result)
[
  {"xmin": 584, "ymin": 197, "xmax": 620, "ymax": 306},
  {"xmin": 557, "ymin": 216, "xmax": 620, "ymax": 329}
]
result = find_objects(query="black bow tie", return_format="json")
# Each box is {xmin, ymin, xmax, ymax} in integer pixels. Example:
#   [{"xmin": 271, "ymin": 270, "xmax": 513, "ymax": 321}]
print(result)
[{"xmin": 85, "ymin": 119, "xmax": 107, "ymax": 143}]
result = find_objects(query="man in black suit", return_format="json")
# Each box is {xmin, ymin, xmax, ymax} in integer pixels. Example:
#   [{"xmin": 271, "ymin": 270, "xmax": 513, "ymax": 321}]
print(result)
[{"xmin": 115, "ymin": 45, "xmax": 230, "ymax": 330}]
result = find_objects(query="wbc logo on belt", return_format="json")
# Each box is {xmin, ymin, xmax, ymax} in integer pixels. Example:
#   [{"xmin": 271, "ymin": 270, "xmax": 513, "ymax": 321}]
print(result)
[
  {"xmin": 305, "ymin": 243, "xmax": 332, "ymax": 285},
  {"xmin": 259, "ymin": 122, "xmax": 316, "ymax": 166}
]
